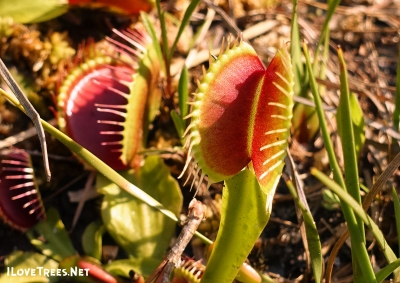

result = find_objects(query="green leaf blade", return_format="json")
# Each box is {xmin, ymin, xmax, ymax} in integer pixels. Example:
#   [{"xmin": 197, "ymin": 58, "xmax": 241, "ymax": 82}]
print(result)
[
  {"xmin": 99, "ymin": 156, "xmax": 182, "ymax": 270},
  {"xmin": 0, "ymin": 0, "xmax": 68, "ymax": 23},
  {"xmin": 82, "ymin": 220, "xmax": 106, "ymax": 261}
]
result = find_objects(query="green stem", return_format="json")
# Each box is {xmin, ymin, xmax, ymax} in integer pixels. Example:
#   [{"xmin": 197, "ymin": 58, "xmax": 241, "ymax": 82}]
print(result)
[{"xmin": 201, "ymin": 169, "xmax": 269, "ymax": 283}]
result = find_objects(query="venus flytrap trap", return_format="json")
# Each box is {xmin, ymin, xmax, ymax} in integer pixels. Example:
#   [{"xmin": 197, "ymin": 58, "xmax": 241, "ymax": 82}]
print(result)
[
  {"xmin": 0, "ymin": 80, "xmax": 222, "ymax": 282},
  {"xmin": 179, "ymin": 37, "xmax": 294, "ymax": 282},
  {"xmin": 0, "ymin": 148, "xmax": 45, "ymax": 231},
  {"xmin": 182, "ymin": 38, "xmax": 293, "ymax": 191},
  {"xmin": 57, "ymin": 27, "xmax": 161, "ymax": 170}
]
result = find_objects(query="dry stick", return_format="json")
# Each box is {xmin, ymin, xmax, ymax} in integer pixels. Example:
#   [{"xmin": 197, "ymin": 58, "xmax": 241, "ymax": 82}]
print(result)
[
  {"xmin": 326, "ymin": 151, "xmax": 400, "ymax": 283},
  {"xmin": 0, "ymin": 59, "xmax": 51, "ymax": 181},
  {"xmin": 145, "ymin": 199, "xmax": 205, "ymax": 283},
  {"xmin": 162, "ymin": 199, "xmax": 205, "ymax": 283}
]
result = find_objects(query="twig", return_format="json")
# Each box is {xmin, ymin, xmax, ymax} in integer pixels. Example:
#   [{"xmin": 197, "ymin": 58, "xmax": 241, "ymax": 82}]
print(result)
[
  {"xmin": 0, "ymin": 59, "xmax": 51, "ymax": 181},
  {"xmin": 145, "ymin": 199, "xmax": 205, "ymax": 283}
]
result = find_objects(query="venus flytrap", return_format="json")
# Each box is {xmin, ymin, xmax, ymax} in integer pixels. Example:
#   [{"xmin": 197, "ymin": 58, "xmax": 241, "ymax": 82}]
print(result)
[
  {"xmin": 57, "ymin": 28, "xmax": 161, "ymax": 170},
  {"xmin": 179, "ymin": 38, "xmax": 294, "ymax": 282},
  {"xmin": 0, "ymin": 148, "xmax": 46, "ymax": 231},
  {"xmin": 182, "ymin": 39, "xmax": 293, "ymax": 191}
]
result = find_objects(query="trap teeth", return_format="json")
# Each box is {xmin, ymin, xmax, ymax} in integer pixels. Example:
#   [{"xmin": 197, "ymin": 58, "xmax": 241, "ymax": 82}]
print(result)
[
  {"xmin": 0, "ymin": 148, "xmax": 45, "ymax": 232},
  {"xmin": 181, "ymin": 41, "xmax": 294, "ymax": 192}
]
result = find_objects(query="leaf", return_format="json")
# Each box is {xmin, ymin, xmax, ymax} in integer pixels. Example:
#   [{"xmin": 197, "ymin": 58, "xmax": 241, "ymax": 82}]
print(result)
[
  {"xmin": 376, "ymin": 258, "xmax": 400, "ymax": 283},
  {"xmin": 178, "ymin": 65, "xmax": 189, "ymax": 119},
  {"xmin": 393, "ymin": 187, "xmax": 400, "ymax": 256},
  {"xmin": 82, "ymin": 220, "xmax": 106, "ymax": 261},
  {"xmin": 68, "ymin": 0, "xmax": 153, "ymax": 15},
  {"xmin": 170, "ymin": 109, "xmax": 185, "ymax": 143},
  {"xmin": 0, "ymin": 0, "xmax": 68, "ymax": 23},
  {"xmin": 336, "ymin": 91, "xmax": 365, "ymax": 158},
  {"xmin": 290, "ymin": 0, "xmax": 303, "ymax": 96},
  {"xmin": 168, "ymin": 0, "xmax": 202, "ymax": 61},
  {"xmin": 141, "ymin": 12, "xmax": 166, "ymax": 76},
  {"xmin": 201, "ymin": 168, "xmax": 269, "ymax": 283},
  {"xmin": 0, "ymin": 148, "xmax": 45, "ymax": 232},
  {"xmin": 0, "ymin": 251, "xmax": 58, "ymax": 283},
  {"xmin": 98, "ymin": 155, "xmax": 182, "ymax": 269},
  {"xmin": 312, "ymin": 168, "xmax": 397, "ymax": 269},
  {"xmin": 26, "ymin": 208, "xmax": 76, "ymax": 262}
]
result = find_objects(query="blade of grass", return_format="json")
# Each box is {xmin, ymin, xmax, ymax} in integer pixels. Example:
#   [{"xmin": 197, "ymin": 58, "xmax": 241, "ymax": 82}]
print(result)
[
  {"xmin": 290, "ymin": 0, "xmax": 303, "ymax": 97},
  {"xmin": 178, "ymin": 65, "xmax": 189, "ymax": 119},
  {"xmin": 326, "ymin": 152, "xmax": 400, "ymax": 282},
  {"xmin": 0, "ymin": 87, "xmax": 213, "ymax": 246},
  {"xmin": 141, "ymin": 12, "xmax": 165, "ymax": 76},
  {"xmin": 393, "ymin": 187, "xmax": 400, "ymax": 256},
  {"xmin": 312, "ymin": 168, "xmax": 396, "ymax": 278},
  {"xmin": 155, "ymin": 0, "xmax": 170, "ymax": 93},
  {"xmin": 155, "ymin": 0, "xmax": 168, "ymax": 63},
  {"xmin": 168, "ymin": 0, "xmax": 202, "ymax": 63},
  {"xmin": 375, "ymin": 259, "xmax": 400, "ymax": 283},
  {"xmin": 286, "ymin": 180, "xmax": 322, "ymax": 283},
  {"xmin": 302, "ymin": 43, "xmax": 343, "ymax": 185},
  {"xmin": 312, "ymin": 0, "xmax": 341, "ymax": 72},
  {"xmin": 170, "ymin": 109, "xmax": 185, "ymax": 144},
  {"xmin": 336, "ymin": 91, "xmax": 365, "ymax": 158},
  {"xmin": 336, "ymin": 46, "xmax": 364, "ymax": 240},
  {"xmin": 285, "ymin": 151, "xmax": 313, "ymax": 279},
  {"xmin": 303, "ymin": 42, "xmax": 375, "ymax": 282}
]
